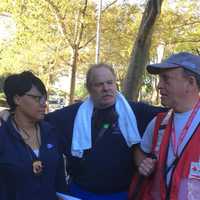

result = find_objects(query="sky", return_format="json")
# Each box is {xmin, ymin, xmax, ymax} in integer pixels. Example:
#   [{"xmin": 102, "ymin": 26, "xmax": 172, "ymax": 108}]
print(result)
[{"xmin": 0, "ymin": 13, "xmax": 16, "ymax": 42}]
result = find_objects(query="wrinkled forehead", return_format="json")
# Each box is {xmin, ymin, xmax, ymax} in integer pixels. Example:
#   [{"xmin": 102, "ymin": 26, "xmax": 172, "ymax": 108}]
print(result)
[{"xmin": 90, "ymin": 67, "xmax": 116, "ymax": 83}]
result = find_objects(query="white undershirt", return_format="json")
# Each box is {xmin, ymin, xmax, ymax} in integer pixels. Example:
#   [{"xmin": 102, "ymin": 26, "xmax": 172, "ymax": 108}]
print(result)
[{"xmin": 140, "ymin": 109, "xmax": 200, "ymax": 185}]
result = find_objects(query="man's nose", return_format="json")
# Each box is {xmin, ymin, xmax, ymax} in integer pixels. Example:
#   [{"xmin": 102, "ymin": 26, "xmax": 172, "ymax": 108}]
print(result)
[{"xmin": 102, "ymin": 83, "xmax": 109, "ymax": 90}]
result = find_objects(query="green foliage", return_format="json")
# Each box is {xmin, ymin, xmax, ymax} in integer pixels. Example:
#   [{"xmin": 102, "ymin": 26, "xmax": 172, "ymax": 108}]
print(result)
[
  {"xmin": 74, "ymin": 83, "xmax": 87, "ymax": 101},
  {"xmin": 0, "ymin": 92, "xmax": 6, "ymax": 107},
  {"xmin": 150, "ymin": 0, "xmax": 200, "ymax": 58},
  {"xmin": 0, "ymin": 0, "xmax": 200, "ymax": 104},
  {"xmin": 0, "ymin": 76, "xmax": 5, "ymax": 93},
  {"xmin": 139, "ymin": 0, "xmax": 200, "ymax": 103}
]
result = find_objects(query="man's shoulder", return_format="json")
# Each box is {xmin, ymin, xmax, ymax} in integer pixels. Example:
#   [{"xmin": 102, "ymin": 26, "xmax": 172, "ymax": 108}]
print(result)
[
  {"xmin": 0, "ymin": 118, "xmax": 13, "ymax": 142},
  {"xmin": 128, "ymin": 100, "xmax": 151, "ymax": 108},
  {"xmin": 0, "ymin": 119, "xmax": 7, "ymax": 133},
  {"xmin": 128, "ymin": 101, "xmax": 167, "ymax": 113},
  {"xmin": 128, "ymin": 101, "xmax": 168, "ymax": 135},
  {"xmin": 48, "ymin": 102, "xmax": 82, "ymax": 116},
  {"xmin": 44, "ymin": 102, "xmax": 83, "ymax": 126}
]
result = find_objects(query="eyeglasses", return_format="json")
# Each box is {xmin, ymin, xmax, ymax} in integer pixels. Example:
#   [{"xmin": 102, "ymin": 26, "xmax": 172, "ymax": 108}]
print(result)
[{"xmin": 25, "ymin": 94, "xmax": 47, "ymax": 104}]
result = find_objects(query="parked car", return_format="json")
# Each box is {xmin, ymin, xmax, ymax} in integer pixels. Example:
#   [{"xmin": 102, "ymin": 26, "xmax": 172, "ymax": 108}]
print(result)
[{"xmin": 48, "ymin": 96, "xmax": 66, "ymax": 112}]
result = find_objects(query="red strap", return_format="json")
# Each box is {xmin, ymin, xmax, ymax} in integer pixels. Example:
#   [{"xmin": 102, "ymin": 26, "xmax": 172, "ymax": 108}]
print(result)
[
  {"xmin": 152, "ymin": 112, "xmax": 166, "ymax": 152},
  {"xmin": 171, "ymin": 98, "xmax": 200, "ymax": 156},
  {"xmin": 128, "ymin": 112, "xmax": 168, "ymax": 200}
]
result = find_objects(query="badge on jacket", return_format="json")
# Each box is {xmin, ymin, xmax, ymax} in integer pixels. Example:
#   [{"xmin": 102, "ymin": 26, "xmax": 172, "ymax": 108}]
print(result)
[{"xmin": 189, "ymin": 162, "xmax": 200, "ymax": 180}]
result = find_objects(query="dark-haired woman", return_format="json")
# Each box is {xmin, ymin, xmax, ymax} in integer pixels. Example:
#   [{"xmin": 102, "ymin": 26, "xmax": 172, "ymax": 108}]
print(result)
[{"xmin": 0, "ymin": 71, "xmax": 67, "ymax": 200}]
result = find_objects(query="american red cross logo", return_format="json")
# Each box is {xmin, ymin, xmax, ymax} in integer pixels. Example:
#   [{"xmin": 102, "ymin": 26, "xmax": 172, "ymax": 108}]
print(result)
[{"xmin": 192, "ymin": 166, "xmax": 198, "ymax": 171}]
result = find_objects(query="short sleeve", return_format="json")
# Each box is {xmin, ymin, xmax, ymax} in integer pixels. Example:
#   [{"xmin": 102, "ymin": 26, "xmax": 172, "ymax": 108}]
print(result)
[{"xmin": 140, "ymin": 117, "xmax": 156, "ymax": 153}]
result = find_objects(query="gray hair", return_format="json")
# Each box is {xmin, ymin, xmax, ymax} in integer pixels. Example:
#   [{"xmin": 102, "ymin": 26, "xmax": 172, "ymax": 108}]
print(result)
[{"xmin": 183, "ymin": 68, "xmax": 200, "ymax": 90}]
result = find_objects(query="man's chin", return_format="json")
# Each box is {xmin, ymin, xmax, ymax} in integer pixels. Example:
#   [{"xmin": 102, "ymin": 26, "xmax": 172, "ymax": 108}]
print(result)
[
  {"xmin": 100, "ymin": 101, "xmax": 115, "ymax": 109},
  {"xmin": 161, "ymin": 100, "xmax": 170, "ymax": 108}
]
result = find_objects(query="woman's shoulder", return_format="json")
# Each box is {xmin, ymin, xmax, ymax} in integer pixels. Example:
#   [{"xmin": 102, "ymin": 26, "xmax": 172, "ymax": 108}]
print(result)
[
  {"xmin": 0, "ymin": 119, "xmax": 10, "ymax": 135},
  {"xmin": 0, "ymin": 119, "xmax": 11, "ymax": 152}
]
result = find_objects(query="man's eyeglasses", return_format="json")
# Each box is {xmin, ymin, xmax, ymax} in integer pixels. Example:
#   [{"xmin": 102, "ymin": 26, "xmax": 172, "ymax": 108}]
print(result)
[{"xmin": 25, "ymin": 94, "xmax": 47, "ymax": 104}]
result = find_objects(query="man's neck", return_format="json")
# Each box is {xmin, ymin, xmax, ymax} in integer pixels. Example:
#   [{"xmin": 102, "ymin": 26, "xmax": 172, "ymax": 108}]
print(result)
[
  {"xmin": 95, "ymin": 103, "xmax": 115, "ymax": 110},
  {"xmin": 173, "ymin": 96, "xmax": 200, "ymax": 113}
]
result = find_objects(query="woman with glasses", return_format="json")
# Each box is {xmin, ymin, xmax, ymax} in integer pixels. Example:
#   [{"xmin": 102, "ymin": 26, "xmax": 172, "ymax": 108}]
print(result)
[{"xmin": 0, "ymin": 71, "xmax": 67, "ymax": 200}]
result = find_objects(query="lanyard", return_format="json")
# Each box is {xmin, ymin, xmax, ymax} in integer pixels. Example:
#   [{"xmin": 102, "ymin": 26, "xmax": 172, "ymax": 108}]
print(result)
[{"xmin": 171, "ymin": 99, "xmax": 200, "ymax": 157}]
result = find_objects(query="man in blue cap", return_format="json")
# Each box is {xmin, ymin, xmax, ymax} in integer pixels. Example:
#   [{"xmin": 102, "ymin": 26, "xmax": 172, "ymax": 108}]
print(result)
[{"xmin": 131, "ymin": 52, "xmax": 200, "ymax": 200}]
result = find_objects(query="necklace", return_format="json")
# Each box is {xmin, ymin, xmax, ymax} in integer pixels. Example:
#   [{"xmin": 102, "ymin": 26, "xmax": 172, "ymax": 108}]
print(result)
[{"xmin": 12, "ymin": 117, "xmax": 44, "ymax": 176}]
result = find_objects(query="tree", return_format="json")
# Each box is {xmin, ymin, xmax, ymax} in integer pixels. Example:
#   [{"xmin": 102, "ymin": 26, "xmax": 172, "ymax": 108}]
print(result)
[
  {"xmin": 140, "ymin": 0, "xmax": 200, "ymax": 104},
  {"xmin": 123, "ymin": 0, "xmax": 164, "ymax": 101},
  {"xmin": 98, "ymin": 3, "xmax": 142, "ymax": 89},
  {"xmin": 43, "ymin": 0, "xmax": 95, "ymax": 104},
  {"xmin": 2, "ymin": 0, "xmax": 200, "ymax": 106},
  {"xmin": 0, "ymin": 0, "xmax": 97, "ymax": 103}
]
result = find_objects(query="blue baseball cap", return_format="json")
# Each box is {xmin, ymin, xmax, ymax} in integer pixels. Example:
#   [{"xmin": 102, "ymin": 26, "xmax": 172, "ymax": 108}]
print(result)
[{"xmin": 147, "ymin": 52, "xmax": 200, "ymax": 75}]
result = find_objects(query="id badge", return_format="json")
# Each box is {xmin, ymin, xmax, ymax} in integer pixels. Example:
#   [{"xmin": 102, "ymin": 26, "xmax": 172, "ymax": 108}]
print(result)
[{"xmin": 189, "ymin": 162, "xmax": 200, "ymax": 180}]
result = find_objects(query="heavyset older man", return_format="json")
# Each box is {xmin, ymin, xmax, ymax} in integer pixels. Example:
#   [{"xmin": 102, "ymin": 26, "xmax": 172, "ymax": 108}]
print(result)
[{"xmin": 46, "ymin": 63, "xmax": 165, "ymax": 200}]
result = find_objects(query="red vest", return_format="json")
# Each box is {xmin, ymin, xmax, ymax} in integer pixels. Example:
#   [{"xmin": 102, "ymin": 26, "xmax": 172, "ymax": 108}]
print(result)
[{"xmin": 129, "ymin": 112, "xmax": 200, "ymax": 200}]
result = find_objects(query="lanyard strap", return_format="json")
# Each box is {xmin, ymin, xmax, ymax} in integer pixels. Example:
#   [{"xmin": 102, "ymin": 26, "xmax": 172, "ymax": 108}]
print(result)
[{"xmin": 171, "ymin": 99, "xmax": 200, "ymax": 156}]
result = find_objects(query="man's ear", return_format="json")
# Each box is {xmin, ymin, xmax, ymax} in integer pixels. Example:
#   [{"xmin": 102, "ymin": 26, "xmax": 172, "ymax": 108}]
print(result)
[
  {"xmin": 188, "ymin": 75, "xmax": 195, "ymax": 84},
  {"xmin": 186, "ymin": 75, "xmax": 199, "ymax": 94},
  {"xmin": 85, "ymin": 83, "xmax": 91, "ymax": 93}
]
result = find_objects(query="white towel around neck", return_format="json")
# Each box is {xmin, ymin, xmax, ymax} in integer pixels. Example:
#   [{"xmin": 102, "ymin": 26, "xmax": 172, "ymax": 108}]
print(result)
[{"xmin": 71, "ymin": 92, "xmax": 141, "ymax": 158}]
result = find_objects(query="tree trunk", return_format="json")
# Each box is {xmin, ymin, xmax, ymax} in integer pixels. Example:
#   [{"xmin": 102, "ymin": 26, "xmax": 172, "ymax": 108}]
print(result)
[
  {"xmin": 123, "ymin": 0, "xmax": 164, "ymax": 101},
  {"xmin": 69, "ymin": 46, "xmax": 79, "ymax": 104}
]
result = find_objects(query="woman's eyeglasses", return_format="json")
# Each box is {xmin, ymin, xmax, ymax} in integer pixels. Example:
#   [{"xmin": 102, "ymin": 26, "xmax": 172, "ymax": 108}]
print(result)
[{"xmin": 25, "ymin": 94, "xmax": 47, "ymax": 104}]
